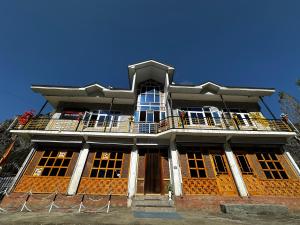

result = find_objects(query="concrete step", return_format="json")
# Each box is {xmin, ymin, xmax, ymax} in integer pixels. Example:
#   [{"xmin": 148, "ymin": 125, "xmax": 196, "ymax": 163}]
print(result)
[
  {"xmin": 134, "ymin": 195, "xmax": 169, "ymax": 201},
  {"xmin": 132, "ymin": 195, "xmax": 176, "ymax": 213},
  {"xmin": 132, "ymin": 206, "xmax": 176, "ymax": 213},
  {"xmin": 133, "ymin": 199, "xmax": 174, "ymax": 207},
  {"xmin": 220, "ymin": 204, "xmax": 289, "ymax": 215}
]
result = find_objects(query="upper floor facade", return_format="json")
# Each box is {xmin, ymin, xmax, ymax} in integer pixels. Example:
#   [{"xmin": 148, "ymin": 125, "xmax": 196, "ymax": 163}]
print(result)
[{"xmin": 11, "ymin": 60, "xmax": 295, "ymax": 143}]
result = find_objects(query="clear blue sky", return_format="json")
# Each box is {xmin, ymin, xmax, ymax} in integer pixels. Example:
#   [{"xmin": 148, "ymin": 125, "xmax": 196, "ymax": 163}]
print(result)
[{"xmin": 0, "ymin": 1, "xmax": 299, "ymax": 122}]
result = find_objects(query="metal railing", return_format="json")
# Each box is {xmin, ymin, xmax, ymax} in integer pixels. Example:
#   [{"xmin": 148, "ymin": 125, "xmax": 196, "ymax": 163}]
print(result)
[{"xmin": 12, "ymin": 115, "xmax": 292, "ymax": 134}]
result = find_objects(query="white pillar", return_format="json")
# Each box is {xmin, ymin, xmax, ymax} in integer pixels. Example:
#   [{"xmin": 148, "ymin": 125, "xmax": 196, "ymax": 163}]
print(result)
[
  {"xmin": 67, "ymin": 143, "xmax": 89, "ymax": 195},
  {"xmin": 127, "ymin": 145, "xmax": 138, "ymax": 206},
  {"xmin": 224, "ymin": 143, "xmax": 248, "ymax": 197},
  {"xmin": 170, "ymin": 137, "xmax": 182, "ymax": 196},
  {"xmin": 285, "ymin": 151, "xmax": 300, "ymax": 177}
]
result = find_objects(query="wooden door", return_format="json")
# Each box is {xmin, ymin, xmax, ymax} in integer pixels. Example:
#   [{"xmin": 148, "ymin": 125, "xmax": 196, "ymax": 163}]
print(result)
[{"xmin": 144, "ymin": 150, "xmax": 161, "ymax": 194}]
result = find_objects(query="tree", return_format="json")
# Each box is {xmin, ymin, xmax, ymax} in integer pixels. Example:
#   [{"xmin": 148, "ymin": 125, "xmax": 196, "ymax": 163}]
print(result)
[{"xmin": 279, "ymin": 80, "xmax": 300, "ymax": 125}]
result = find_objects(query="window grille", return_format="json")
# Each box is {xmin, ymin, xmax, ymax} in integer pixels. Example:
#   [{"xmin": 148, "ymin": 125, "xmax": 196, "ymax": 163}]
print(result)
[
  {"xmin": 212, "ymin": 154, "xmax": 228, "ymax": 174},
  {"xmin": 90, "ymin": 152, "xmax": 124, "ymax": 178},
  {"xmin": 235, "ymin": 154, "xmax": 253, "ymax": 174},
  {"xmin": 34, "ymin": 151, "xmax": 73, "ymax": 177},
  {"xmin": 256, "ymin": 152, "xmax": 288, "ymax": 179},
  {"xmin": 187, "ymin": 152, "xmax": 207, "ymax": 178}
]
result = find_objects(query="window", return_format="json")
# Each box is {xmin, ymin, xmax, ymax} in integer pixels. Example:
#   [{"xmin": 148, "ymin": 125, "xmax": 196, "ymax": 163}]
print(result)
[
  {"xmin": 90, "ymin": 152, "xmax": 124, "ymax": 178},
  {"xmin": 212, "ymin": 154, "xmax": 228, "ymax": 174},
  {"xmin": 84, "ymin": 111, "xmax": 120, "ymax": 128},
  {"xmin": 34, "ymin": 151, "xmax": 73, "ymax": 177},
  {"xmin": 60, "ymin": 111, "xmax": 82, "ymax": 120},
  {"xmin": 256, "ymin": 152, "xmax": 288, "ymax": 179},
  {"xmin": 183, "ymin": 106, "xmax": 221, "ymax": 126},
  {"xmin": 190, "ymin": 112, "xmax": 205, "ymax": 125},
  {"xmin": 236, "ymin": 154, "xmax": 253, "ymax": 174},
  {"xmin": 139, "ymin": 86, "xmax": 161, "ymax": 104},
  {"xmin": 223, "ymin": 108, "xmax": 253, "ymax": 126},
  {"xmin": 135, "ymin": 80, "xmax": 165, "ymax": 134},
  {"xmin": 187, "ymin": 152, "xmax": 207, "ymax": 178}
]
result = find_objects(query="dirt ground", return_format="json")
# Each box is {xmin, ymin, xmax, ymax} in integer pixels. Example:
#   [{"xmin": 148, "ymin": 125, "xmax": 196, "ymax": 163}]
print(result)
[{"xmin": 0, "ymin": 208, "xmax": 299, "ymax": 225}]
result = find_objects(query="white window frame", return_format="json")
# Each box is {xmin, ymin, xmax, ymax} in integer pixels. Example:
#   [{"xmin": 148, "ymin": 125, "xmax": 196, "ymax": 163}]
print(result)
[
  {"xmin": 222, "ymin": 109, "xmax": 254, "ymax": 127},
  {"xmin": 83, "ymin": 110, "xmax": 120, "ymax": 128},
  {"xmin": 184, "ymin": 107, "xmax": 222, "ymax": 126}
]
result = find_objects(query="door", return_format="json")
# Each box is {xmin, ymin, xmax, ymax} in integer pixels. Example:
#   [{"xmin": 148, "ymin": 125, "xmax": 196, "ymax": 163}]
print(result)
[
  {"xmin": 138, "ymin": 110, "xmax": 160, "ymax": 133},
  {"xmin": 144, "ymin": 150, "xmax": 162, "ymax": 194}
]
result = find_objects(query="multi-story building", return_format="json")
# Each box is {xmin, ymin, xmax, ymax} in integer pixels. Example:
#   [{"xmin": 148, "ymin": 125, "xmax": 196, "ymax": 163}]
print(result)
[{"xmin": 6, "ymin": 60, "xmax": 300, "ymax": 211}]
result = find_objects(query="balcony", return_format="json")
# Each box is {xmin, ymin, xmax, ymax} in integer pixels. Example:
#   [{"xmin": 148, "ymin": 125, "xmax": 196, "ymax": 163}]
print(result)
[{"xmin": 12, "ymin": 115, "xmax": 293, "ymax": 135}]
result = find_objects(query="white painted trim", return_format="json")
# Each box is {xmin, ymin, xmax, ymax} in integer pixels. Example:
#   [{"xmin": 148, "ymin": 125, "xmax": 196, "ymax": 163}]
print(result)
[
  {"xmin": 67, "ymin": 144, "xmax": 89, "ymax": 195},
  {"xmin": 8, "ymin": 147, "xmax": 36, "ymax": 193},
  {"xmin": 86, "ymin": 141, "xmax": 133, "ymax": 146},
  {"xmin": 31, "ymin": 139, "xmax": 82, "ymax": 144},
  {"xmin": 224, "ymin": 143, "xmax": 248, "ymax": 197},
  {"xmin": 10, "ymin": 129, "xmax": 296, "ymax": 140},
  {"xmin": 127, "ymin": 146, "xmax": 138, "ymax": 207},
  {"xmin": 285, "ymin": 151, "xmax": 300, "ymax": 177}
]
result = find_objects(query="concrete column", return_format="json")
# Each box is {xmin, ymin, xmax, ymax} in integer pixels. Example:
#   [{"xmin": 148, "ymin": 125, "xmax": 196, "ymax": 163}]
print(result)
[
  {"xmin": 285, "ymin": 151, "xmax": 300, "ymax": 177},
  {"xmin": 8, "ymin": 147, "xmax": 36, "ymax": 193},
  {"xmin": 127, "ymin": 145, "xmax": 138, "ymax": 206},
  {"xmin": 170, "ymin": 137, "xmax": 182, "ymax": 196},
  {"xmin": 67, "ymin": 143, "xmax": 89, "ymax": 195},
  {"xmin": 224, "ymin": 143, "xmax": 248, "ymax": 197}
]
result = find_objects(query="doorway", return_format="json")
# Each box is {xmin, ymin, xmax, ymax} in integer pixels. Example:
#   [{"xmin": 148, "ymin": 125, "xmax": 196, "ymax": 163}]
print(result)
[{"xmin": 144, "ymin": 150, "xmax": 162, "ymax": 194}]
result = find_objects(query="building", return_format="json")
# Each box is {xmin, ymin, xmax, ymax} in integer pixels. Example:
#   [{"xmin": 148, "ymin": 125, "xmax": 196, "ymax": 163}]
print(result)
[{"xmin": 5, "ymin": 60, "xmax": 300, "ymax": 211}]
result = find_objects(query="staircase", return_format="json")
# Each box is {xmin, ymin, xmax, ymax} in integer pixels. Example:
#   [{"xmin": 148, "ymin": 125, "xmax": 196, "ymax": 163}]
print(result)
[{"xmin": 132, "ymin": 195, "xmax": 175, "ymax": 212}]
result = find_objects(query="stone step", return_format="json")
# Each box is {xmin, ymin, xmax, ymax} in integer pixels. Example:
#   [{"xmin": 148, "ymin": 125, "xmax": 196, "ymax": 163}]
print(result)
[
  {"xmin": 220, "ymin": 204, "xmax": 289, "ymax": 215},
  {"xmin": 134, "ymin": 195, "xmax": 169, "ymax": 201},
  {"xmin": 132, "ymin": 206, "xmax": 176, "ymax": 213},
  {"xmin": 133, "ymin": 199, "xmax": 174, "ymax": 207}
]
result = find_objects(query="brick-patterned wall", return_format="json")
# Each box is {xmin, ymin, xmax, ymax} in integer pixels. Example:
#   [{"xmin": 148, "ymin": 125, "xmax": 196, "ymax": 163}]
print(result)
[
  {"xmin": 233, "ymin": 147, "xmax": 300, "ymax": 197},
  {"xmin": 178, "ymin": 148, "xmax": 237, "ymax": 196},
  {"xmin": 175, "ymin": 195, "xmax": 300, "ymax": 213},
  {"xmin": 78, "ymin": 149, "xmax": 130, "ymax": 195},
  {"xmin": 0, "ymin": 192, "xmax": 127, "ymax": 212},
  {"xmin": 14, "ymin": 148, "xmax": 79, "ymax": 194}
]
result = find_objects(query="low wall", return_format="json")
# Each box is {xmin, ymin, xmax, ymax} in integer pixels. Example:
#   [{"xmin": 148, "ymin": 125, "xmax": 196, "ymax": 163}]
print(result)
[{"xmin": 175, "ymin": 195, "xmax": 300, "ymax": 213}]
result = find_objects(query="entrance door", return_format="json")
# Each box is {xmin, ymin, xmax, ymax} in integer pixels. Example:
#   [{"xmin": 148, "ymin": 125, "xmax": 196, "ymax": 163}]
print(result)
[{"xmin": 144, "ymin": 150, "xmax": 161, "ymax": 194}]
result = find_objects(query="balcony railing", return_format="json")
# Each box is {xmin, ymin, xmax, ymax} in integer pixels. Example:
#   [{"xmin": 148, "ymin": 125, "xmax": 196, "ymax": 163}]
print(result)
[{"xmin": 12, "ymin": 115, "xmax": 292, "ymax": 134}]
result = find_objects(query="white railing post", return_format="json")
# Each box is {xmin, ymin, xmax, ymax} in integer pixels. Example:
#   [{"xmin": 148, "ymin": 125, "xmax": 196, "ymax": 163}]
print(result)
[{"xmin": 224, "ymin": 143, "xmax": 248, "ymax": 197}]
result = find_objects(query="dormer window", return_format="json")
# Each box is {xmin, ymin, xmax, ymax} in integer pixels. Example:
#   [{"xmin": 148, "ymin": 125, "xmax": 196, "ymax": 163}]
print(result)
[
  {"xmin": 137, "ymin": 80, "xmax": 163, "ymax": 106},
  {"xmin": 139, "ymin": 87, "xmax": 160, "ymax": 104},
  {"xmin": 135, "ymin": 80, "xmax": 166, "ymax": 133}
]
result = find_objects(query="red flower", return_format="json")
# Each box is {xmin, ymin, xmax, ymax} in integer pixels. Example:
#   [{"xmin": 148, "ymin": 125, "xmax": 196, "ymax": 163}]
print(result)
[{"xmin": 18, "ymin": 110, "xmax": 35, "ymax": 125}]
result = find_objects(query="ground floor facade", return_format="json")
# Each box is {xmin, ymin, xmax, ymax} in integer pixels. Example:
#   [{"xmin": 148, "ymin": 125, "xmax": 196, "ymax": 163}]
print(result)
[{"xmin": 5, "ymin": 139, "xmax": 300, "ymax": 211}]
